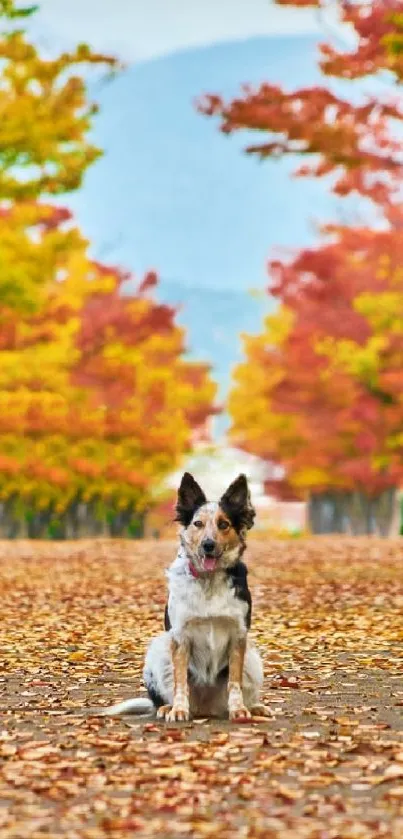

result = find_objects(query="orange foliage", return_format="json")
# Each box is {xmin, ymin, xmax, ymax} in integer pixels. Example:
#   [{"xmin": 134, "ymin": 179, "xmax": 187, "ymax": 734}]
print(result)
[{"xmin": 229, "ymin": 227, "xmax": 403, "ymax": 499}]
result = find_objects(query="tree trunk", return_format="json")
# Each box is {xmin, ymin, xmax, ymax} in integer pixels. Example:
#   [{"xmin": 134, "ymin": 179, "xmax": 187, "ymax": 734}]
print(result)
[
  {"xmin": 27, "ymin": 507, "xmax": 53, "ymax": 539},
  {"xmin": 63, "ymin": 500, "xmax": 82, "ymax": 539},
  {"xmin": 344, "ymin": 492, "xmax": 367, "ymax": 535},
  {"xmin": 308, "ymin": 493, "xmax": 346, "ymax": 534},
  {"xmin": 0, "ymin": 498, "xmax": 26, "ymax": 538},
  {"xmin": 372, "ymin": 487, "xmax": 397, "ymax": 538},
  {"xmin": 309, "ymin": 488, "xmax": 398, "ymax": 537}
]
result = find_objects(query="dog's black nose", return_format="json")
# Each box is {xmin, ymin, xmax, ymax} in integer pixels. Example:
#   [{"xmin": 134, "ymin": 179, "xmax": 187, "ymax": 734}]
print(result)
[{"xmin": 202, "ymin": 539, "xmax": 216, "ymax": 554}]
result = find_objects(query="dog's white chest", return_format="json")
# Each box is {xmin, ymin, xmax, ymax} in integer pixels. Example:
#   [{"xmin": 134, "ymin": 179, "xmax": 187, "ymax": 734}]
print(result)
[
  {"xmin": 168, "ymin": 571, "xmax": 247, "ymax": 633},
  {"xmin": 166, "ymin": 566, "xmax": 248, "ymax": 686},
  {"xmin": 185, "ymin": 616, "xmax": 234, "ymax": 685}
]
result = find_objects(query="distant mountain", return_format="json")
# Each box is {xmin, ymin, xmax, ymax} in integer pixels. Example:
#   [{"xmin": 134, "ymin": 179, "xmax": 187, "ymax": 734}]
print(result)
[
  {"xmin": 157, "ymin": 279, "xmax": 273, "ymax": 411},
  {"xmin": 66, "ymin": 35, "xmax": 369, "ymax": 433},
  {"xmin": 71, "ymin": 33, "xmax": 336, "ymax": 289}
]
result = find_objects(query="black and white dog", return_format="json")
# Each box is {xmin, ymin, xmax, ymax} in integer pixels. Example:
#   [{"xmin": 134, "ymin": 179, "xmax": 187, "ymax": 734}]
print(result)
[{"xmin": 103, "ymin": 473, "xmax": 266, "ymax": 721}]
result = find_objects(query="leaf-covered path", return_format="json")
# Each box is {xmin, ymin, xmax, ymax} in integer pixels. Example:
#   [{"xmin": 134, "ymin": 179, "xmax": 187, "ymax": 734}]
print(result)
[{"xmin": 0, "ymin": 539, "xmax": 402, "ymax": 838}]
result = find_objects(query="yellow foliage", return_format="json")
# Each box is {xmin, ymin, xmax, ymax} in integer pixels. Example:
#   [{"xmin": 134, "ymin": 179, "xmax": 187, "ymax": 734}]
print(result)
[
  {"xmin": 0, "ymin": 4, "xmax": 216, "ymax": 536},
  {"xmin": 0, "ymin": 251, "xmax": 217, "ymax": 525},
  {"xmin": 354, "ymin": 290, "xmax": 403, "ymax": 333},
  {"xmin": 315, "ymin": 334, "xmax": 387, "ymax": 388}
]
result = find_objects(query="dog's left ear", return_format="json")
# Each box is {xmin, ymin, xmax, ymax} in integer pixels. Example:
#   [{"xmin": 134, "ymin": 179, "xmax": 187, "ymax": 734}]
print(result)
[
  {"xmin": 219, "ymin": 474, "xmax": 255, "ymax": 533},
  {"xmin": 175, "ymin": 472, "xmax": 207, "ymax": 527}
]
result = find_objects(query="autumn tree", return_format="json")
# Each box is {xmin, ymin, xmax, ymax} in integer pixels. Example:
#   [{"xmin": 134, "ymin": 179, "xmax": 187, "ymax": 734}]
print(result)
[
  {"xmin": 0, "ymin": 2, "xmax": 217, "ymax": 538},
  {"xmin": 230, "ymin": 227, "xmax": 403, "ymax": 534},
  {"xmin": 0, "ymin": 250, "xmax": 217, "ymax": 538},
  {"xmin": 201, "ymin": 0, "xmax": 403, "ymax": 534},
  {"xmin": 0, "ymin": 0, "xmax": 117, "ymax": 312}
]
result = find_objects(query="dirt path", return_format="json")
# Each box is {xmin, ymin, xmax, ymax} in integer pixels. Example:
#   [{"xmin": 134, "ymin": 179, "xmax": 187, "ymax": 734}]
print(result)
[{"xmin": 0, "ymin": 538, "xmax": 402, "ymax": 838}]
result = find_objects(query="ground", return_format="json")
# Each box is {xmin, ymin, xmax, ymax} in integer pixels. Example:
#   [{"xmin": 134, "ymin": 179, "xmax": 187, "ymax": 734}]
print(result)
[{"xmin": 0, "ymin": 538, "xmax": 402, "ymax": 839}]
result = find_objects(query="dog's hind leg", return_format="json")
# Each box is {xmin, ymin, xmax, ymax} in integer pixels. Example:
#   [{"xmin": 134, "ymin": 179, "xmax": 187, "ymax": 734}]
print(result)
[
  {"xmin": 241, "ymin": 644, "xmax": 265, "ymax": 714},
  {"xmin": 243, "ymin": 645, "xmax": 273, "ymax": 717},
  {"xmin": 143, "ymin": 632, "xmax": 175, "ymax": 715},
  {"xmin": 100, "ymin": 632, "xmax": 175, "ymax": 718}
]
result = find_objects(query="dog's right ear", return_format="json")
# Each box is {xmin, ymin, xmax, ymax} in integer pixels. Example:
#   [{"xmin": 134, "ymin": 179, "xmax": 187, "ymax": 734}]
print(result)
[
  {"xmin": 219, "ymin": 473, "xmax": 255, "ymax": 533},
  {"xmin": 175, "ymin": 472, "xmax": 207, "ymax": 527}
]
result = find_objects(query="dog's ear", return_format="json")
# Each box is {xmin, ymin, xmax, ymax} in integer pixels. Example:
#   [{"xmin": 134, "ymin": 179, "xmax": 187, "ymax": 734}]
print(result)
[
  {"xmin": 219, "ymin": 474, "xmax": 255, "ymax": 533},
  {"xmin": 175, "ymin": 472, "xmax": 207, "ymax": 527}
]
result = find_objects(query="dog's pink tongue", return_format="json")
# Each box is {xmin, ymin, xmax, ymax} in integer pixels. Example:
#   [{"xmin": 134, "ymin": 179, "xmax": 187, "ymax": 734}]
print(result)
[{"xmin": 204, "ymin": 556, "xmax": 217, "ymax": 572}]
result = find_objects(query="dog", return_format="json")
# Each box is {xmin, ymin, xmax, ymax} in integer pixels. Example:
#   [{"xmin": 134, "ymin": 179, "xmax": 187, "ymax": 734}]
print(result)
[{"xmin": 102, "ymin": 472, "xmax": 266, "ymax": 721}]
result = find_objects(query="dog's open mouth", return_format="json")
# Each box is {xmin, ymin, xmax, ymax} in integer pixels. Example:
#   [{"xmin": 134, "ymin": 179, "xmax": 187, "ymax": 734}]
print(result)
[{"xmin": 203, "ymin": 555, "xmax": 217, "ymax": 572}]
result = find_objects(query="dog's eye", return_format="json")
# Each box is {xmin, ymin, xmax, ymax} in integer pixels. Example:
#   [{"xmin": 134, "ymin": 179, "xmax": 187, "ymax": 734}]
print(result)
[
  {"xmin": 218, "ymin": 520, "xmax": 230, "ymax": 531},
  {"xmin": 193, "ymin": 520, "xmax": 204, "ymax": 528}
]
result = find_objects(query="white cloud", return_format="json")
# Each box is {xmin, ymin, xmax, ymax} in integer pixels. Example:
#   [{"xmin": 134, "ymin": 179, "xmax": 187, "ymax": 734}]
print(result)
[{"xmin": 33, "ymin": 0, "xmax": 320, "ymax": 62}]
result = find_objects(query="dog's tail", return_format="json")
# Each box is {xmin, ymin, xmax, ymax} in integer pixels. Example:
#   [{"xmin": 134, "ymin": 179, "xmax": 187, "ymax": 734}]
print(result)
[{"xmin": 100, "ymin": 697, "xmax": 154, "ymax": 716}]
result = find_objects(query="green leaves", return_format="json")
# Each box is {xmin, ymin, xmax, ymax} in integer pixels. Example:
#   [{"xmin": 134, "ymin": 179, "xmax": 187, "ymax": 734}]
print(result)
[{"xmin": 0, "ymin": 0, "xmax": 38, "ymax": 20}]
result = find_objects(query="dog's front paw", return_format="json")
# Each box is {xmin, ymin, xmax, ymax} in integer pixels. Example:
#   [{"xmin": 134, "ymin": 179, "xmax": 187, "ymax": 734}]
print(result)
[
  {"xmin": 229, "ymin": 704, "xmax": 252, "ymax": 722},
  {"xmin": 166, "ymin": 703, "xmax": 190, "ymax": 723},
  {"xmin": 250, "ymin": 704, "xmax": 273, "ymax": 718},
  {"xmin": 156, "ymin": 705, "xmax": 173, "ymax": 720}
]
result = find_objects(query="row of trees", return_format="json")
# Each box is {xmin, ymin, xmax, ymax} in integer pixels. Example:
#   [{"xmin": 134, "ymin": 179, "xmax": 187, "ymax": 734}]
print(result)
[
  {"xmin": 0, "ymin": 2, "xmax": 216, "ymax": 538},
  {"xmin": 202, "ymin": 0, "xmax": 403, "ymax": 535},
  {"xmin": 1, "ymin": 0, "xmax": 402, "ymax": 538}
]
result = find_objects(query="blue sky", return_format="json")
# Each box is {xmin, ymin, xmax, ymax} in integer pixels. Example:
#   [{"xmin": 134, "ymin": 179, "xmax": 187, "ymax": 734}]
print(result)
[
  {"xmin": 28, "ymin": 2, "xmax": 362, "ymax": 437},
  {"xmin": 29, "ymin": 1, "xmax": 354, "ymax": 299},
  {"xmin": 33, "ymin": 0, "xmax": 322, "ymax": 59}
]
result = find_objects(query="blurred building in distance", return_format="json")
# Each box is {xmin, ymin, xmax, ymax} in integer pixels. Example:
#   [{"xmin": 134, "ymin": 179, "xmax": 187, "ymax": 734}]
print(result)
[{"xmin": 147, "ymin": 442, "xmax": 306, "ymax": 538}]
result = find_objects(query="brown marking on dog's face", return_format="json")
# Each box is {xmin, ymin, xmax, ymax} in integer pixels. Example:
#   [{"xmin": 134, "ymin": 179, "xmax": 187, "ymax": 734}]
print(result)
[{"xmin": 177, "ymin": 473, "xmax": 255, "ymax": 574}]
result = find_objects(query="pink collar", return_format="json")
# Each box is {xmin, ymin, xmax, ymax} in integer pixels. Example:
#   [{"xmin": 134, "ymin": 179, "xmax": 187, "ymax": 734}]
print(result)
[{"xmin": 189, "ymin": 561, "xmax": 200, "ymax": 578}]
